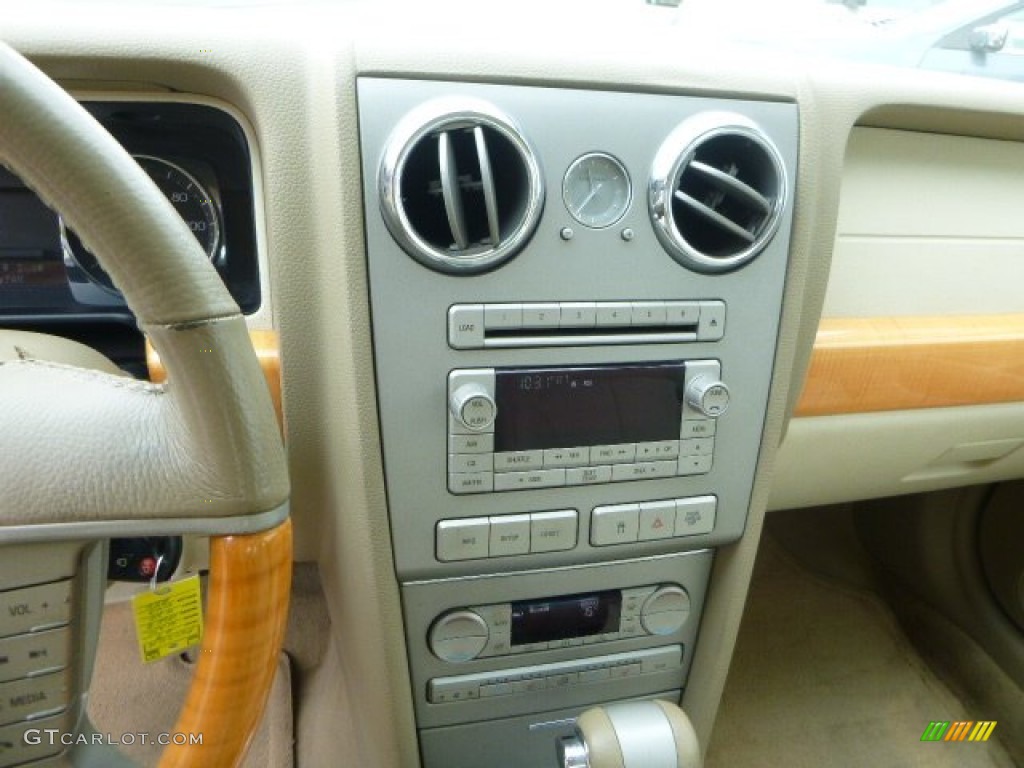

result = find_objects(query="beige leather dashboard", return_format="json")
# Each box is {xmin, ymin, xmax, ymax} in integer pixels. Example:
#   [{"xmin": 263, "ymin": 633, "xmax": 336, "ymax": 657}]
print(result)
[{"xmin": 6, "ymin": 3, "xmax": 1024, "ymax": 765}]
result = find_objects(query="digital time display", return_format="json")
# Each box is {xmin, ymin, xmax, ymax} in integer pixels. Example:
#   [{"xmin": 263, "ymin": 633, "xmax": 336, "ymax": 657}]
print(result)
[
  {"xmin": 510, "ymin": 590, "xmax": 622, "ymax": 646},
  {"xmin": 494, "ymin": 363, "xmax": 685, "ymax": 452}
]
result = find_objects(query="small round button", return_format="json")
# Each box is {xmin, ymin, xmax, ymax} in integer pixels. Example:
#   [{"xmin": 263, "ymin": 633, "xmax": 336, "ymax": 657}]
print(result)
[
  {"xmin": 429, "ymin": 610, "xmax": 489, "ymax": 663},
  {"xmin": 640, "ymin": 586, "xmax": 691, "ymax": 637},
  {"xmin": 685, "ymin": 377, "xmax": 731, "ymax": 418},
  {"xmin": 449, "ymin": 383, "xmax": 497, "ymax": 432}
]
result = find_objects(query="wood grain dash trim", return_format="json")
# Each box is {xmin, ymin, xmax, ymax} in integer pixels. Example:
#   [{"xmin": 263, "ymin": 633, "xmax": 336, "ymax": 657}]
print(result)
[{"xmin": 796, "ymin": 314, "xmax": 1024, "ymax": 417}]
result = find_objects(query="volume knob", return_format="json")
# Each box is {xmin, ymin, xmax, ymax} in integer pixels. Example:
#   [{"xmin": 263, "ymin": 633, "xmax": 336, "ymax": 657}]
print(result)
[
  {"xmin": 450, "ymin": 383, "xmax": 497, "ymax": 431},
  {"xmin": 685, "ymin": 377, "xmax": 730, "ymax": 418}
]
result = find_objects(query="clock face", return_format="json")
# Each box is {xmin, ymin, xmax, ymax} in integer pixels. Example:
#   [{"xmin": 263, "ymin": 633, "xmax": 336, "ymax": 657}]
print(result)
[{"xmin": 562, "ymin": 153, "xmax": 632, "ymax": 229}]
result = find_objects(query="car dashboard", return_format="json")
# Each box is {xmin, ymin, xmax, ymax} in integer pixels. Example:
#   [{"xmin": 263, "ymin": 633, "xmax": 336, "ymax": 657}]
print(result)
[{"xmin": 3, "ymin": 2, "xmax": 1024, "ymax": 766}]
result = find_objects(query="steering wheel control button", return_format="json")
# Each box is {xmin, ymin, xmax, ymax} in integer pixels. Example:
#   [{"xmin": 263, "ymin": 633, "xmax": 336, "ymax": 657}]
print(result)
[
  {"xmin": 0, "ymin": 581, "xmax": 71, "ymax": 639},
  {"xmin": 0, "ymin": 670, "xmax": 68, "ymax": 727},
  {"xmin": 430, "ymin": 611, "xmax": 489, "ymax": 663},
  {"xmin": 0, "ymin": 628, "xmax": 69, "ymax": 684},
  {"xmin": 447, "ymin": 305, "xmax": 485, "ymax": 350},
  {"xmin": 0, "ymin": 712, "xmax": 67, "ymax": 768},
  {"xmin": 675, "ymin": 496, "xmax": 717, "ymax": 537},
  {"xmin": 529, "ymin": 510, "xmax": 578, "ymax": 553},
  {"xmin": 436, "ymin": 518, "xmax": 490, "ymax": 562},
  {"xmin": 591, "ymin": 504, "xmax": 641, "ymax": 546},
  {"xmin": 641, "ymin": 586, "xmax": 691, "ymax": 636}
]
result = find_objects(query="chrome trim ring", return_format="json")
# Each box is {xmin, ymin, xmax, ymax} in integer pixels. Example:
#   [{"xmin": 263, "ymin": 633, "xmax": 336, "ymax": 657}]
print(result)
[
  {"xmin": 378, "ymin": 97, "xmax": 545, "ymax": 275},
  {"xmin": 649, "ymin": 111, "xmax": 787, "ymax": 274}
]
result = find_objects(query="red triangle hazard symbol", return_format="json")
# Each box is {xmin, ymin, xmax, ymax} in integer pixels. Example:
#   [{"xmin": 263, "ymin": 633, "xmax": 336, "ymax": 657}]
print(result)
[{"xmin": 653, "ymin": 517, "xmax": 664, "ymax": 529}]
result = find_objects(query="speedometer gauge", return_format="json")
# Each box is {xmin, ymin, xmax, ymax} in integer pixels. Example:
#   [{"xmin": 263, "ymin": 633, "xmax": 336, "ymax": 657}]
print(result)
[{"xmin": 60, "ymin": 155, "xmax": 222, "ymax": 295}]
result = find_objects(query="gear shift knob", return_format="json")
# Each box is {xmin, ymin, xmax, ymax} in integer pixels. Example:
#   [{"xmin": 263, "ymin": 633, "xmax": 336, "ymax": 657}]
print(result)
[{"xmin": 559, "ymin": 700, "xmax": 702, "ymax": 768}]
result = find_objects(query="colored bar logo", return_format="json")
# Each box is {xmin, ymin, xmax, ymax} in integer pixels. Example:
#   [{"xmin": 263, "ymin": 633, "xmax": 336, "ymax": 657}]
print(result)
[{"xmin": 921, "ymin": 721, "xmax": 997, "ymax": 742}]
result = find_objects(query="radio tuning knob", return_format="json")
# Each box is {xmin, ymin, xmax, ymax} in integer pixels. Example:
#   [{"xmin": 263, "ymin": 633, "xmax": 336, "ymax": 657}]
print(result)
[
  {"xmin": 429, "ymin": 610, "xmax": 489, "ymax": 663},
  {"xmin": 640, "ymin": 585, "xmax": 691, "ymax": 637},
  {"xmin": 685, "ymin": 376, "xmax": 731, "ymax": 418},
  {"xmin": 449, "ymin": 383, "xmax": 497, "ymax": 431}
]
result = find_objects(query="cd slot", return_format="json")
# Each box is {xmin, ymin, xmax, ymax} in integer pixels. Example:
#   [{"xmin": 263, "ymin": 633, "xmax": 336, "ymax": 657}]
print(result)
[{"xmin": 484, "ymin": 325, "xmax": 697, "ymax": 348}]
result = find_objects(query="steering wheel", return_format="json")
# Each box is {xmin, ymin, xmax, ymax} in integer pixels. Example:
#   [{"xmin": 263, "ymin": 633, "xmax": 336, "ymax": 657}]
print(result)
[{"xmin": 0, "ymin": 42, "xmax": 291, "ymax": 768}]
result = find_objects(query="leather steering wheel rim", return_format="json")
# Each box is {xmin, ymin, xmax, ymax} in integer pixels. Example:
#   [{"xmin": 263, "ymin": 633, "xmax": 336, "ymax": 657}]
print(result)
[{"xmin": 0, "ymin": 42, "xmax": 290, "ymax": 768}]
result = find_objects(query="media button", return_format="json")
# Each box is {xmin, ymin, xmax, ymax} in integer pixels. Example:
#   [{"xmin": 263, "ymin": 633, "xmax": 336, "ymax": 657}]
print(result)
[
  {"xmin": 565, "ymin": 465, "xmax": 612, "ymax": 486},
  {"xmin": 448, "ymin": 473, "xmax": 494, "ymax": 495},
  {"xmin": 449, "ymin": 453, "xmax": 494, "ymax": 474},
  {"xmin": 544, "ymin": 446, "xmax": 590, "ymax": 468},
  {"xmin": 680, "ymin": 418, "xmax": 716, "ymax": 438},
  {"xmin": 449, "ymin": 433, "xmax": 495, "ymax": 454},
  {"xmin": 591, "ymin": 444, "xmax": 636, "ymax": 464},
  {"xmin": 494, "ymin": 469, "xmax": 566, "ymax": 492},
  {"xmin": 494, "ymin": 450, "xmax": 544, "ymax": 472}
]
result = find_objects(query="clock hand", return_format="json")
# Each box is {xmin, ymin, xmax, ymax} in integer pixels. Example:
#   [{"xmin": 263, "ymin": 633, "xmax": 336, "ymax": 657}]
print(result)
[{"xmin": 578, "ymin": 182, "xmax": 604, "ymax": 212}]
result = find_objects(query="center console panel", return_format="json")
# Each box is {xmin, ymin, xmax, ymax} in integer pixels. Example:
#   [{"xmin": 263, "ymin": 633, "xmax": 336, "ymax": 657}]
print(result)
[{"xmin": 358, "ymin": 77, "xmax": 797, "ymax": 767}]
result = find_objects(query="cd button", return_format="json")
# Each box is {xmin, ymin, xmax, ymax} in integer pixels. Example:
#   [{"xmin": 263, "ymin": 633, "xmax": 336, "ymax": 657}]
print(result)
[
  {"xmin": 449, "ymin": 434, "xmax": 495, "ymax": 454},
  {"xmin": 631, "ymin": 301, "xmax": 667, "ymax": 326},
  {"xmin": 665, "ymin": 301, "xmax": 700, "ymax": 325},
  {"xmin": 591, "ymin": 444, "xmax": 636, "ymax": 464},
  {"xmin": 595, "ymin": 302, "xmax": 633, "ymax": 327},
  {"xmin": 565, "ymin": 465, "xmax": 612, "ymax": 486},
  {"xmin": 448, "ymin": 305, "xmax": 485, "ymax": 349},
  {"xmin": 697, "ymin": 301, "xmax": 726, "ymax": 341},
  {"xmin": 521, "ymin": 303, "xmax": 561, "ymax": 328},
  {"xmin": 544, "ymin": 446, "xmax": 590, "ymax": 468},
  {"xmin": 449, "ymin": 453, "xmax": 494, "ymax": 474},
  {"xmin": 484, "ymin": 303, "xmax": 523, "ymax": 330},
  {"xmin": 559, "ymin": 302, "xmax": 597, "ymax": 328},
  {"xmin": 678, "ymin": 454, "xmax": 713, "ymax": 476},
  {"xmin": 494, "ymin": 450, "xmax": 544, "ymax": 472}
]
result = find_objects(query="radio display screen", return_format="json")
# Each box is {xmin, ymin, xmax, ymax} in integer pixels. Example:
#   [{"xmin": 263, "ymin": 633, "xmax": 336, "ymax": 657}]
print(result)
[
  {"xmin": 510, "ymin": 590, "xmax": 621, "ymax": 645},
  {"xmin": 494, "ymin": 363, "xmax": 685, "ymax": 451}
]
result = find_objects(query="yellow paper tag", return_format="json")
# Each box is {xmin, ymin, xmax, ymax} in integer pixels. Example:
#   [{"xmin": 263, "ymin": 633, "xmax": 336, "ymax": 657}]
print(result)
[{"xmin": 131, "ymin": 575, "xmax": 204, "ymax": 664}]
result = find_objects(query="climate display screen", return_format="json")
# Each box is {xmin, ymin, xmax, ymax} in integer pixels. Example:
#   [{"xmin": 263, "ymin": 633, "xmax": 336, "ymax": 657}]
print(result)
[
  {"xmin": 510, "ymin": 590, "xmax": 622, "ymax": 645},
  {"xmin": 494, "ymin": 363, "xmax": 685, "ymax": 452}
]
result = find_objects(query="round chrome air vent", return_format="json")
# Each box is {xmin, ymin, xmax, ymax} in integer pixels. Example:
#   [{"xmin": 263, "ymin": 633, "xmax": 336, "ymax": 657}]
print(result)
[
  {"xmin": 379, "ymin": 98, "xmax": 544, "ymax": 274},
  {"xmin": 649, "ymin": 112, "xmax": 787, "ymax": 273}
]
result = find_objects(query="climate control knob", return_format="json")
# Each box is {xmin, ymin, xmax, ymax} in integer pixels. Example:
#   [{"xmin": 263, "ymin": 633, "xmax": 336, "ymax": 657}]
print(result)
[
  {"xmin": 449, "ymin": 383, "xmax": 497, "ymax": 431},
  {"xmin": 429, "ymin": 610, "xmax": 489, "ymax": 663},
  {"xmin": 640, "ymin": 585, "xmax": 691, "ymax": 636},
  {"xmin": 685, "ymin": 377, "xmax": 730, "ymax": 418}
]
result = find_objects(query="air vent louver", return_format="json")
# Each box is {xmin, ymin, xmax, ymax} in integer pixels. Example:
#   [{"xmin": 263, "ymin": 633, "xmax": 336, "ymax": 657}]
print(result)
[
  {"xmin": 649, "ymin": 113, "xmax": 787, "ymax": 273},
  {"xmin": 379, "ymin": 99, "xmax": 544, "ymax": 274}
]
